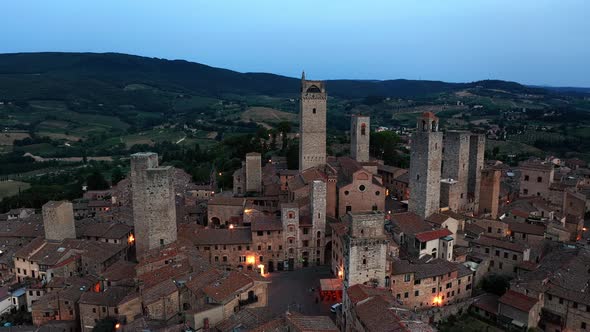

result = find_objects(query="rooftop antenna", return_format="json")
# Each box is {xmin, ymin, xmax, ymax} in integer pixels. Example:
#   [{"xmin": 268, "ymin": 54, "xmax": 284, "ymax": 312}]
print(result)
[{"xmin": 301, "ymin": 70, "xmax": 305, "ymax": 81}]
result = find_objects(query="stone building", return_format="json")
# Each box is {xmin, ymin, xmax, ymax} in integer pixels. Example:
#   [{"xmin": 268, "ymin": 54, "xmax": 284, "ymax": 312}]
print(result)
[
  {"xmin": 299, "ymin": 72, "xmax": 327, "ymax": 171},
  {"xmin": 377, "ymin": 164, "xmax": 408, "ymax": 199},
  {"xmin": 78, "ymin": 286, "xmax": 140, "ymax": 332},
  {"xmin": 390, "ymin": 259, "xmax": 473, "ymax": 309},
  {"xmin": 441, "ymin": 131, "xmax": 471, "ymax": 212},
  {"xmin": 510, "ymin": 247, "xmax": 590, "ymax": 331},
  {"xmin": 470, "ymin": 236, "xmax": 530, "ymax": 277},
  {"xmin": 42, "ymin": 201, "xmax": 76, "ymax": 242},
  {"xmin": 342, "ymin": 212, "xmax": 388, "ymax": 289},
  {"xmin": 350, "ymin": 114, "xmax": 370, "ymax": 163},
  {"xmin": 130, "ymin": 152, "xmax": 177, "ymax": 257},
  {"xmin": 479, "ymin": 168, "xmax": 501, "ymax": 219},
  {"xmin": 409, "ymin": 112, "xmax": 443, "ymax": 218},
  {"xmin": 519, "ymin": 161, "xmax": 554, "ymax": 198}
]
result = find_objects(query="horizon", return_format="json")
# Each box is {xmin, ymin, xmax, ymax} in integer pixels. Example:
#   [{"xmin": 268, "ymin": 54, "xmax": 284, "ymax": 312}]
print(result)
[{"xmin": 1, "ymin": 1, "xmax": 589, "ymax": 87}]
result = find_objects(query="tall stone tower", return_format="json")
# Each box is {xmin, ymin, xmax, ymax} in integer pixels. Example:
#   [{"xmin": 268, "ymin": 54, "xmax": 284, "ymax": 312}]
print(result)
[
  {"xmin": 310, "ymin": 180, "xmax": 327, "ymax": 265},
  {"xmin": 479, "ymin": 168, "xmax": 501, "ymax": 219},
  {"xmin": 408, "ymin": 112, "xmax": 443, "ymax": 219},
  {"xmin": 131, "ymin": 152, "xmax": 177, "ymax": 258},
  {"xmin": 245, "ymin": 152, "xmax": 262, "ymax": 193},
  {"xmin": 441, "ymin": 131, "xmax": 471, "ymax": 211},
  {"xmin": 350, "ymin": 114, "xmax": 370, "ymax": 162},
  {"xmin": 43, "ymin": 201, "xmax": 76, "ymax": 242},
  {"xmin": 299, "ymin": 72, "xmax": 327, "ymax": 171},
  {"xmin": 343, "ymin": 212, "xmax": 388, "ymax": 289},
  {"xmin": 468, "ymin": 134, "xmax": 485, "ymax": 212}
]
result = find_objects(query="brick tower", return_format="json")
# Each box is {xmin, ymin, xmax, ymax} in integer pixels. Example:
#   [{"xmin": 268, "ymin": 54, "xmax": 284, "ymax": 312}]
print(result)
[
  {"xmin": 408, "ymin": 112, "xmax": 443, "ymax": 219},
  {"xmin": 130, "ymin": 152, "xmax": 177, "ymax": 258},
  {"xmin": 350, "ymin": 114, "xmax": 370, "ymax": 162},
  {"xmin": 299, "ymin": 72, "xmax": 327, "ymax": 171}
]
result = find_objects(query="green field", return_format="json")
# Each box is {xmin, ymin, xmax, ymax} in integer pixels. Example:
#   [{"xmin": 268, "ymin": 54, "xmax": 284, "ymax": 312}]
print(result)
[
  {"xmin": 0, "ymin": 181, "xmax": 31, "ymax": 199},
  {"xmin": 438, "ymin": 314, "xmax": 504, "ymax": 332}
]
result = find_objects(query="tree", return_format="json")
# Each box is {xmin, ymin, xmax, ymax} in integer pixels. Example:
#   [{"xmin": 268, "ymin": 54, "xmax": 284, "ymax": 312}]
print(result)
[
  {"xmin": 87, "ymin": 171, "xmax": 110, "ymax": 190},
  {"xmin": 92, "ymin": 317, "xmax": 117, "ymax": 332},
  {"xmin": 369, "ymin": 131, "xmax": 408, "ymax": 167},
  {"xmin": 111, "ymin": 167, "xmax": 125, "ymax": 186},
  {"xmin": 480, "ymin": 273, "xmax": 512, "ymax": 296}
]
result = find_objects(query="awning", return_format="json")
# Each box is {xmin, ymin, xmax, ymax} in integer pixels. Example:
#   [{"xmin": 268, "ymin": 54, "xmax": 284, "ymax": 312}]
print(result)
[{"xmin": 320, "ymin": 278, "xmax": 342, "ymax": 292}]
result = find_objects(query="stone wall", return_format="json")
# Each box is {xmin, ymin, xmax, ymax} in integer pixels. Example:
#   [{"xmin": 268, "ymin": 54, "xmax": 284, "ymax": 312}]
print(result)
[
  {"xmin": 468, "ymin": 134, "xmax": 485, "ymax": 212},
  {"xmin": 245, "ymin": 153, "xmax": 262, "ymax": 193},
  {"xmin": 442, "ymin": 131, "xmax": 471, "ymax": 212},
  {"xmin": 350, "ymin": 115, "xmax": 370, "ymax": 163},
  {"xmin": 299, "ymin": 77, "xmax": 327, "ymax": 171},
  {"xmin": 130, "ymin": 153, "xmax": 178, "ymax": 257},
  {"xmin": 343, "ymin": 212, "xmax": 388, "ymax": 288},
  {"xmin": 42, "ymin": 201, "xmax": 76, "ymax": 241},
  {"xmin": 479, "ymin": 168, "xmax": 501, "ymax": 219},
  {"xmin": 409, "ymin": 116, "xmax": 442, "ymax": 218}
]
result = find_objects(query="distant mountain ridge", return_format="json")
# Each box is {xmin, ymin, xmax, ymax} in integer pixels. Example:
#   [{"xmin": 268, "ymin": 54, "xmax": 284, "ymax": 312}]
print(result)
[{"xmin": 0, "ymin": 52, "xmax": 560, "ymax": 101}]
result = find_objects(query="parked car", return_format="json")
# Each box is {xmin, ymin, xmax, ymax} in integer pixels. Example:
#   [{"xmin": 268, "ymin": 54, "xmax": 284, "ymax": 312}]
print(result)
[{"xmin": 330, "ymin": 303, "xmax": 342, "ymax": 313}]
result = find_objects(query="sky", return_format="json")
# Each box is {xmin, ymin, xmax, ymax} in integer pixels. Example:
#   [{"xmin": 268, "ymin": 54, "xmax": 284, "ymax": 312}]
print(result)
[{"xmin": 1, "ymin": 0, "xmax": 589, "ymax": 87}]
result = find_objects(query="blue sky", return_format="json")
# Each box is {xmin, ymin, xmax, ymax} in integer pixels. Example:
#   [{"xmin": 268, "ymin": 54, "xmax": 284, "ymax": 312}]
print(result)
[{"xmin": 1, "ymin": 0, "xmax": 589, "ymax": 86}]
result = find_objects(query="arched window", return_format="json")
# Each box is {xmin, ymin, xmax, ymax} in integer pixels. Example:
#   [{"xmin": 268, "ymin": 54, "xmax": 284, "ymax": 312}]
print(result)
[
  {"xmin": 432, "ymin": 120, "xmax": 437, "ymax": 132},
  {"xmin": 361, "ymin": 123, "xmax": 367, "ymax": 136},
  {"xmin": 422, "ymin": 120, "xmax": 427, "ymax": 131}
]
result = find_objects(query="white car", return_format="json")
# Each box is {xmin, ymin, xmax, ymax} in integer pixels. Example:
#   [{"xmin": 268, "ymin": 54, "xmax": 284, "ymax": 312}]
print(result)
[{"xmin": 330, "ymin": 303, "xmax": 342, "ymax": 313}]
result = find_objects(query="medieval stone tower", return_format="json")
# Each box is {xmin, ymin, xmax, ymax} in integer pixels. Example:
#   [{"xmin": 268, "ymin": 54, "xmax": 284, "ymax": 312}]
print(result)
[
  {"xmin": 343, "ymin": 211, "xmax": 388, "ymax": 289},
  {"xmin": 350, "ymin": 114, "xmax": 370, "ymax": 162},
  {"xmin": 299, "ymin": 72, "xmax": 327, "ymax": 171},
  {"xmin": 245, "ymin": 152, "xmax": 262, "ymax": 193},
  {"xmin": 409, "ymin": 112, "xmax": 443, "ymax": 219},
  {"xmin": 441, "ymin": 131, "xmax": 471, "ymax": 211},
  {"xmin": 131, "ymin": 152, "xmax": 177, "ymax": 258},
  {"xmin": 479, "ymin": 167, "xmax": 501, "ymax": 219},
  {"xmin": 311, "ymin": 180, "xmax": 327, "ymax": 265},
  {"xmin": 468, "ymin": 134, "xmax": 485, "ymax": 212},
  {"xmin": 43, "ymin": 201, "xmax": 76, "ymax": 241}
]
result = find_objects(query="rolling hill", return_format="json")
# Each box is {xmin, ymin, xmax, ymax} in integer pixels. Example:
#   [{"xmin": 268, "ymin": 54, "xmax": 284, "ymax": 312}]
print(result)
[{"xmin": 0, "ymin": 52, "xmax": 551, "ymax": 103}]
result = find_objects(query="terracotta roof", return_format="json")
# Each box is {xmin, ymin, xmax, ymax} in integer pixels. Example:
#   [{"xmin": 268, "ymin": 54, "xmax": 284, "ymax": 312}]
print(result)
[
  {"xmin": 499, "ymin": 290, "xmax": 538, "ymax": 312},
  {"xmin": 286, "ymin": 312, "xmax": 339, "ymax": 332},
  {"xmin": 425, "ymin": 213, "xmax": 449, "ymax": 225},
  {"xmin": 507, "ymin": 222, "xmax": 545, "ymax": 236},
  {"xmin": 392, "ymin": 259, "xmax": 468, "ymax": 280},
  {"xmin": 421, "ymin": 111, "xmax": 437, "ymax": 119},
  {"xmin": 142, "ymin": 279, "xmax": 178, "ymax": 305},
  {"xmin": 472, "ymin": 294, "xmax": 499, "ymax": 314},
  {"xmin": 192, "ymin": 228, "xmax": 252, "ymax": 245},
  {"xmin": 464, "ymin": 223, "xmax": 485, "ymax": 235},
  {"xmin": 346, "ymin": 284, "xmax": 392, "ymax": 305},
  {"xmin": 186, "ymin": 269, "xmax": 224, "ymax": 296},
  {"xmin": 79, "ymin": 286, "xmax": 134, "ymax": 307},
  {"xmin": 202, "ymin": 271, "xmax": 253, "ymax": 303},
  {"xmin": 354, "ymin": 296, "xmax": 409, "ymax": 331},
  {"xmin": 251, "ymin": 216, "xmax": 282, "ymax": 232},
  {"xmin": 415, "ymin": 228, "xmax": 452, "ymax": 242},
  {"xmin": 390, "ymin": 212, "xmax": 432, "ymax": 236},
  {"xmin": 472, "ymin": 236, "xmax": 528, "ymax": 253},
  {"xmin": 101, "ymin": 260, "xmax": 137, "ymax": 282},
  {"xmin": 79, "ymin": 222, "xmax": 132, "ymax": 239}
]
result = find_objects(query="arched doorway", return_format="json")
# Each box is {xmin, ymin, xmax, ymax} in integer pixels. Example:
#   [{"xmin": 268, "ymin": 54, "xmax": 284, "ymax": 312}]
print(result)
[
  {"xmin": 324, "ymin": 241, "xmax": 332, "ymax": 265},
  {"xmin": 302, "ymin": 252, "xmax": 309, "ymax": 267},
  {"xmin": 268, "ymin": 261, "xmax": 274, "ymax": 273},
  {"xmin": 211, "ymin": 217, "xmax": 221, "ymax": 227}
]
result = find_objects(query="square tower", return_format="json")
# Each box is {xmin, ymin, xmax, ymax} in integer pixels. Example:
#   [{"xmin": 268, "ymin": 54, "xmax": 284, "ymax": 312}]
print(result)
[
  {"xmin": 479, "ymin": 168, "xmax": 501, "ymax": 219},
  {"xmin": 350, "ymin": 115, "xmax": 370, "ymax": 162},
  {"xmin": 468, "ymin": 134, "xmax": 485, "ymax": 211},
  {"xmin": 245, "ymin": 152, "xmax": 262, "ymax": 193},
  {"xmin": 131, "ymin": 152, "xmax": 178, "ymax": 258},
  {"xmin": 343, "ymin": 212, "xmax": 388, "ymax": 289},
  {"xmin": 299, "ymin": 72, "xmax": 327, "ymax": 171},
  {"xmin": 43, "ymin": 201, "xmax": 76, "ymax": 241},
  {"xmin": 408, "ymin": 112, "xmax": 443, "ymax": 219},
  {"xmin": 441, "ymin": 131, "xmax": 471, "ymax": 211},
  {"xmin": 311, "ymin": 180, "xmax": 327, "ymax": 265}
]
